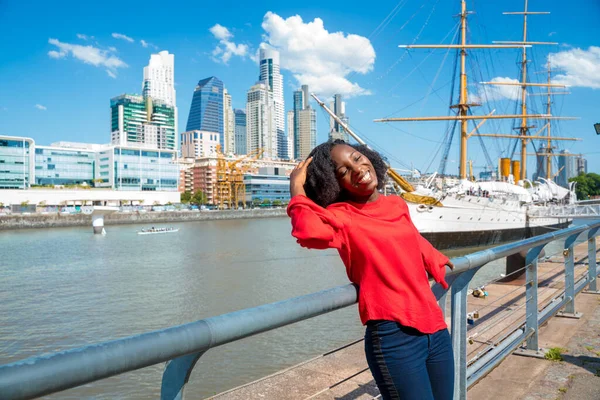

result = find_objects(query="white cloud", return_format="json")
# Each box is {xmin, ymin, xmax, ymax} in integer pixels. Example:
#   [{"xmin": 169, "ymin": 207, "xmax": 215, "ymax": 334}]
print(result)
[
  {"xmin": 140, "ymin": 40, "xmax": 149, "ymax": 48},
  {"xmin": 112, "ymin": 33, "xmax": 134, "ymax": 43},
  {"xmin": 209, "ymin": 24, "xmax": 233, "ymax": 40},
  {"xmin": 35, "ymin": 104, "xmax": 47, "ymax": 111},
  {"xmin": 260, "ymin": 12, "xmax": 375, "ymax": 98},
  {"xmin": 209, "ymin": 24, "xmax": 248, "ymax": 64},
  {"xmin": 47, "ymin": 38, "xmax": 128, "ymax": 76},
  {"xmin": 548, "ymin": 46, "xmax": 600, "ymax": 89},
  {"xmin": 108, "ymin": 46, "xmax": 117, "ymax": 52},
  {"xmin": 77, "ymin": 33, "xmax": 89, "ymax": 40},
  {"xmin": 106, "ymin": 69, "xmax": 117, "ymax": 79},
  {"xmin": 475, "ymin": 77, "xmax": 521, "ymax": 102}
]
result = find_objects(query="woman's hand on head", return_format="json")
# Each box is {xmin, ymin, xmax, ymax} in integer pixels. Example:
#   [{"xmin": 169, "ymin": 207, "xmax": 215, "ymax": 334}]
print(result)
[{"xmin": 290, "ymin": 157, "xmax": 312, "ymax": 197}]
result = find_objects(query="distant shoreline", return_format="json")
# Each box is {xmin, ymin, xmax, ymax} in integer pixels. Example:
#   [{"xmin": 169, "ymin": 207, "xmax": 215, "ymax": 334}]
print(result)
[{"xmin": 0, "ymin": 208, "xmax": 287, "ymax": 231}]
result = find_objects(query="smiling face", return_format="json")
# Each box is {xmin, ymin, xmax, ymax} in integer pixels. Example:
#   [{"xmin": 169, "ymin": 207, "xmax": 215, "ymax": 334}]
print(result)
[{"xmin": 330, "ymin": 144, "xmax": 379, "ymax": 203}]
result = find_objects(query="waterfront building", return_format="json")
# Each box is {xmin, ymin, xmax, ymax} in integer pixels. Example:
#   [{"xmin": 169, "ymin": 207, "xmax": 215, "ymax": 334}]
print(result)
[
  {"xmin": 142, "ymin": 51, "xmax": 176, "ymax": 107},
  {"xmin": 246, "ymin": 82, "xmax": 277, "ymax": 159},
  {"xmin": 0, "ymin": 135, "xmax": 35, "ymax": 189},
  {"xmin": 234, "ymin": 109, "xmax": 247, "ymax": 155},
  {"xmin": 244, "ymin": 167, "xmax": 290, "ymax": 204},
  {"xmin": 259, "ymin": 48, "xmax": 286, "ymax": 159},
  {"xmin": 179, "ymin": 155, "xmax": 296, "ymax": 204},
  {"xmin": 186, "ymin": 76, "xmax": 223, "ymax": 149},
  {"xmin": 94, "ymin": 146, "xmax": 178, "ymax": 191},
  {"xmin": 181, "ymin": 130, "xmax": 220, "ymax": 158},
  {"xmin": 110, "ymin": 94, "xmax": 177, "ymax": 151},
  {"xmin": 34, "ymin": 145, "xmax": 95, "ymax": 186},
  {"xmin": 291, "ymin": 85, "xmax": 317, "ymax": 160},
  {"xmin": 223, "ymin": 89, "xmax": 235, "ymax": 154},
  {"xmin": 329, "ymin": 94, "xmax": 349, "ymax": 142}
]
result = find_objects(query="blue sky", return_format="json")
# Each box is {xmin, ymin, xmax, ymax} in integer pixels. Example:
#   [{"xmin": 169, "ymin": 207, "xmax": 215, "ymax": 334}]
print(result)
[{"xmin": 1, "ymin": 0, "xmax": 599, "ymax": 177}]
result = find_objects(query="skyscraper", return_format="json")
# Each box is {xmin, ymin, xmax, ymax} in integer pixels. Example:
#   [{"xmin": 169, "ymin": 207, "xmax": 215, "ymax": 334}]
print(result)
[
  {"xmin": 234, "ymin": 109, "xmax": 247, "ymax": 155},
  {"xmin": 557, "ymin": 150, "xmax": 576, "ymax": 187},
  {"xmin": 246, "ymin": 82, "xmax": 276, "ymax": 159},
  {"xmin": 259, "ymin": 48, "xmax": 285, "ymax": 159},
  {"xmin": 110, "ymin": 94, "xmax": 176, "ymax": 151},
  {"xmin": 576, "ymin": 156, "xmax": 588, "ymax": 176},
  {"xmin": 533, "ymin": 146, "xmax": 550, "ymax": 182},
  {"xmin": 286, "ymin": 110, "xmax": 294, "ymax": 160},
  {"xmin": 186, "ymin": 76, "xmax": 224, "ymax": 148},
  {"xmin": 223, "ymin": 88, "xmax": 235, "ymax": 154},
  {"xmin": 291, "ymin": 85, "xmax": 317, "ymax": 160},
  {"xmin": 329, "ymin": 94, "xmax": 349, "ymax": 142},
  {"xmin": 143, "ymin": 51, "xmax": 176, "ymax": 107}
]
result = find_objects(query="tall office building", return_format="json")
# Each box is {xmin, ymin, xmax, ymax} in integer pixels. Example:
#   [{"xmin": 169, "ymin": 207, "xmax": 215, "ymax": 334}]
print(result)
[
  {"xmin": 186, "ymin": 76, "xmax": 224, "ymax": 149},
  {"xmin": 234, "ymin": 109, "xmax": 247, "ymax": 155},
  {"xmin": 286, "ymin": 111, "xmax": 295, "ymax": 160},
  {"xmin": 290, "ymin": 85, "xmax": 317, "ymax": 160},
  {"xmin": 246, "ymin": 82, "xmax": 276, "ymax": 159},
  {"xmin": 533, "ymin": 146, "xmax": 551, "ymax": 182},
  {"xmin": 259, "ymin": 48, "xmax": 286, "ymax": 159},
  {"xmin": 110, "ymin": 94, "xmax": 177, "ymax": 151},
  {"xmin": 143, "ymin": 51, "xmax": 176, "ymax": 107},
  {"xmin": 223, "ymin": 88, "xmax": 235, "ymax": 154},
  {"xmin": 557, "ymin": 150, "xmax": 576, "ymax": 187},
  {"xmin": 329, "ymin": 94, "xmax": 349, "ymax": 142},
  {"xmin": 576, "ymin": 156, "xmax": 588, "ymax": 176}
]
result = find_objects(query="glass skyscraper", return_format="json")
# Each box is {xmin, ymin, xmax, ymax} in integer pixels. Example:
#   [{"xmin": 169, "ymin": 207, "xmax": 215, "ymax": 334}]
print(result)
[
  {"xmin": 110, "ymin": 94, "xmax": 176, "ymax": 151},
  {"xmin": 186, "ymin": 76, "xmax": 224, "ymax": 148},
  {"xmin": 259, "ymin": 49, "xmax": 285, "ymax": 159},
  {"xmin": 234, "ymin": 109, "xmax": 247, "ymax": 155}
]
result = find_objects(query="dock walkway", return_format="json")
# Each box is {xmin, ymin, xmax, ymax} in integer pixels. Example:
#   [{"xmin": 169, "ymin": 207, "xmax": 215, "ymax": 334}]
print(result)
[{"xmin": 209, "ymin": 238, "xmax": 600, "ymax": 400}]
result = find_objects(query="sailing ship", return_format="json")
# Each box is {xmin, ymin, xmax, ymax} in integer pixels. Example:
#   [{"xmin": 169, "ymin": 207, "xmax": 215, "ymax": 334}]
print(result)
[{"xmin": 314, "ymin": 0, "xmax": 577, "ymax": 250}]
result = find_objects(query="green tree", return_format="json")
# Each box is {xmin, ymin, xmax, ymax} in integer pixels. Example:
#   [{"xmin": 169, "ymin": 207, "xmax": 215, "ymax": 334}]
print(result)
[
  {"xmin": 569, "ymin": 173, "xmax": 600, "ymax": 200},
  {"xmin": 252, "ymin": 198, "xmax": 262, "ymax": 208},
  {"xmin": 272, "ymin": 199, "xmax": 283, "ymax": 207},
  {"xmin": 191, "ymin": 190, "xmax": 207, "ymax": 205},
  {"xmin": 180, "ymin": 191, "xmax": 192, "ymax": 204}
]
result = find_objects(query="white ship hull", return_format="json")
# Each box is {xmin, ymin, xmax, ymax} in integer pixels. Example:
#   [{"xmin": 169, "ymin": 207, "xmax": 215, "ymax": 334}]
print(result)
[{"xmin": 408, "ymin": 194, "xmax": 570, "ymax": 250}]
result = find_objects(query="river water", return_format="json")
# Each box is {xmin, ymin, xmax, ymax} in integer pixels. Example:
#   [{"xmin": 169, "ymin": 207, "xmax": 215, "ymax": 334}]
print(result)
[{"xmin": 0, "ymin": 217, "xmax": 585, "ymax": 398}]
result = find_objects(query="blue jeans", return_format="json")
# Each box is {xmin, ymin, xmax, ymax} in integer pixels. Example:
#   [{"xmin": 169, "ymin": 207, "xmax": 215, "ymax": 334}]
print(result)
[{"xmin": 364, "ymin": 321, "xmax": 454, "ymax": 400}]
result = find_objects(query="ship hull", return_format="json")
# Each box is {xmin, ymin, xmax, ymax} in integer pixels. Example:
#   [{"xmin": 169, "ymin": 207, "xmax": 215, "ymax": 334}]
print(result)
[
  {"xmin": 421, "ymin": 220, "xmax": 570, "ymax": 251},
  {"xmin": 407, "ymin": 195, "xmax": 571, "ymax": 251}
]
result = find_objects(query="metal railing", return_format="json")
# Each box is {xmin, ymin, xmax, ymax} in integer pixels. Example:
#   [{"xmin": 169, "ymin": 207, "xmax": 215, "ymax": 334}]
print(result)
[
  {"xmin": 528, "ymin": 203, "xmax": 600, "ymax": 218},
  {"xmin": 1, "ymin": 221, "xmax": 600, "ymax": 400}
]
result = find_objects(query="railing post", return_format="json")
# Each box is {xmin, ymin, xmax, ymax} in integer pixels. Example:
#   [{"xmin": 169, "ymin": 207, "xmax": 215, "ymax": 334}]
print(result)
[
  {"xmin": 585, "ymin": 228, "xmax": 600, "ymax": 294},
  {"xmin": 519, "ymin": 245, "xmax": 546, "ymax": 356},
  {"xmin": 558, "ymin": 233, "xmax": 583, "ymax": 319},
  {"xmin": 450, "ymin": 269, "xmax": 476, "ymax": 400},
  {"xmin": 161, "ymin": 352, "xmax": 206, "ymax": 400}
]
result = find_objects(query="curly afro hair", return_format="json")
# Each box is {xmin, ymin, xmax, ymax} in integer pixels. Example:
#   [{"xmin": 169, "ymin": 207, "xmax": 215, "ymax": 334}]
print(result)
[{"xmin": 304, "ymin": 139, "xmax": 388, "ymax": 208}]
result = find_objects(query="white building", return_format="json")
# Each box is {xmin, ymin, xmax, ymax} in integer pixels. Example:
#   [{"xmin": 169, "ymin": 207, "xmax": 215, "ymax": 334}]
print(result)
[
  {"xmin": 292, "ymin": 85, "xmax": 317, "ymax": 160},
  {"xmin": 259, "ymin": 48, "xmax": 286, "ymax": 159},
  {"xmin": 223, "ymin": 88, "xmax": 235, "ymax": 154},
  {"xmin": 181, "ymin": 130, "xmax": 220, "ymax": 158},
  {"xmin": 143, "ymin": 51, "xmax": 176, "ymax": 107},
  {"xmin": 286, "ymin": 110, "xmax": 295, "ymax": 160},
  {"xmin": 246, "ymin": 82, "xmax": 277, "ymax": 159}
]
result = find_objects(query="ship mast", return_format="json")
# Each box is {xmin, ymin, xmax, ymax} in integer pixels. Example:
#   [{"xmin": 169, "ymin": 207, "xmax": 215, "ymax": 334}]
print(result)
[{"xmin": 376, "ymin": 0, "xmax": 577, "ymax": 181}]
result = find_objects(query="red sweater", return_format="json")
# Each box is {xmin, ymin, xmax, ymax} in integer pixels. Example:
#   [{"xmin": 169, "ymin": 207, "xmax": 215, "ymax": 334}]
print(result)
[{"xmin": 287, "ymin": 194, "xmax": 449, "ymax": 334}]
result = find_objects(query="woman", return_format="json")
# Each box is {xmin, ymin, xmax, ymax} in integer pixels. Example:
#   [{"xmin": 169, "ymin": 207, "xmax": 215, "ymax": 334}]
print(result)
[{"xmin": 287, "ymin": 139, "xmax": 455, "ymax": 400}]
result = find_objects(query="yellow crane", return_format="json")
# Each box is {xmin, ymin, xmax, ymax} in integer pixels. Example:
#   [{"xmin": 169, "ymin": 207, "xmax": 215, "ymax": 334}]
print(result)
[{"xmin": 214, "ymin": 146, "xmax": 264, "ymax": 210}]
